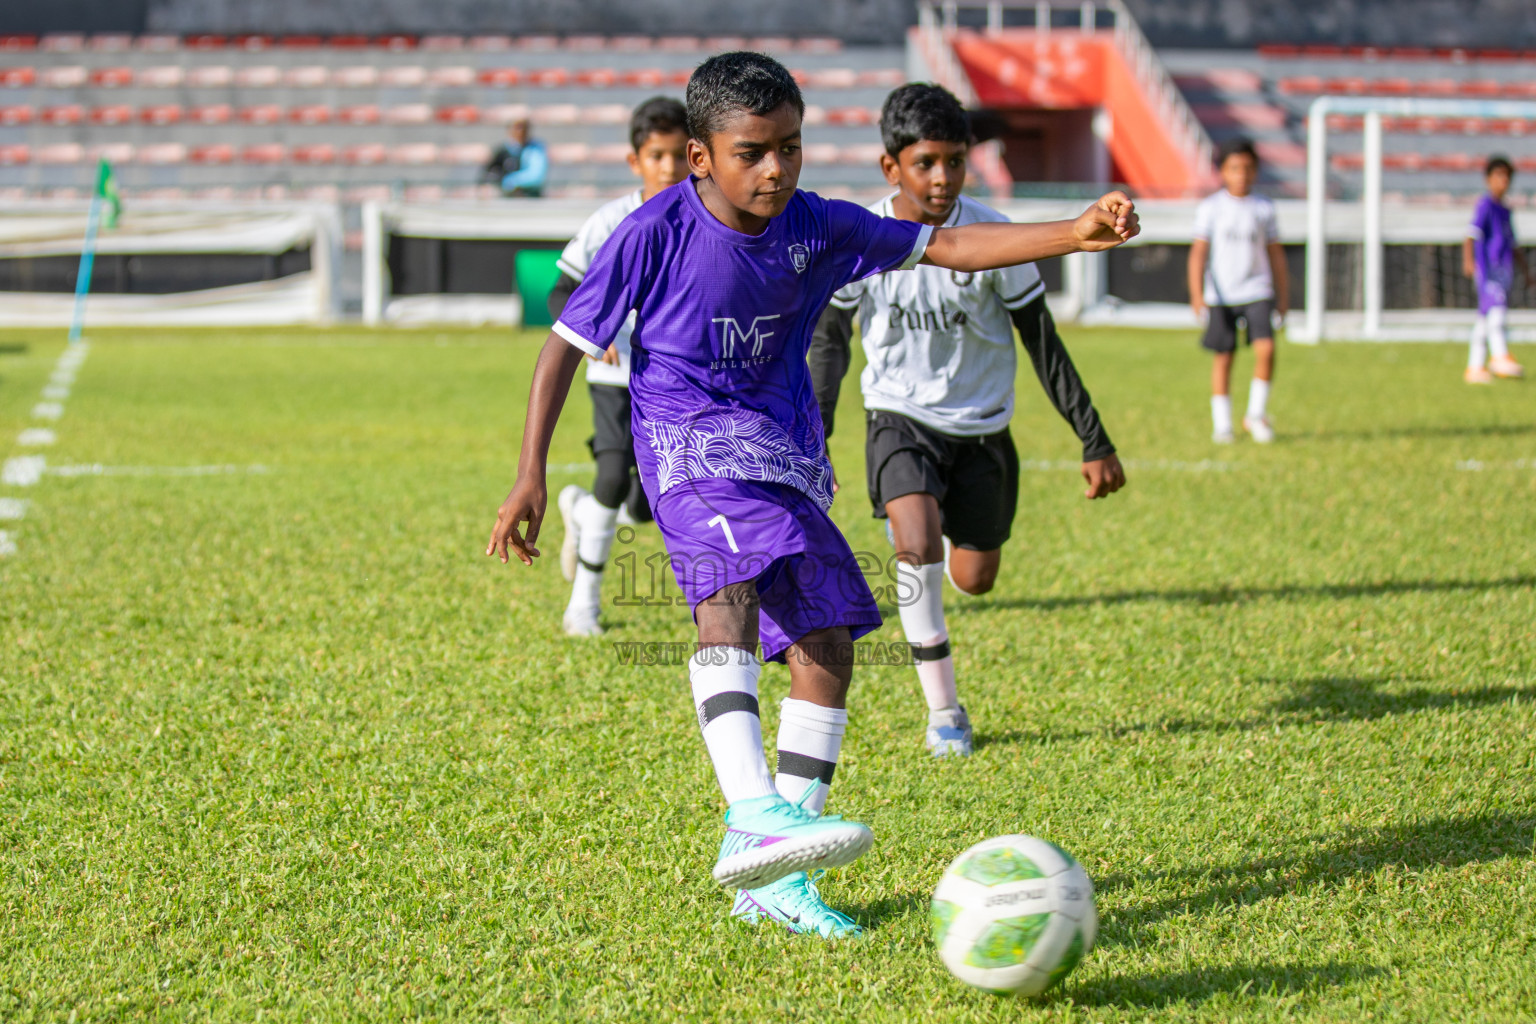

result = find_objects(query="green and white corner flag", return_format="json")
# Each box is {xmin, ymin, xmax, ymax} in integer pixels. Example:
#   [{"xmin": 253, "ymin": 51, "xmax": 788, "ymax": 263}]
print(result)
[{"xmin": 69, "ymin": 158, "xmax": 120, "ymax": 342}]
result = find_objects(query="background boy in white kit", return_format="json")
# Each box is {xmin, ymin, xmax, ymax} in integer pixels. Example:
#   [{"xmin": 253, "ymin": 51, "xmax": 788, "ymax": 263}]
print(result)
[
  {"xmin": 809, "ymin": 83, "xmax": 1125, "ymax": 757},
  {"xmin": 1188, "ymin": 137, "xmax": 1289, "ymax": 444},
  {"xmin": 547, "ymin": 98, "xmax": 689, "ymax": 637}
]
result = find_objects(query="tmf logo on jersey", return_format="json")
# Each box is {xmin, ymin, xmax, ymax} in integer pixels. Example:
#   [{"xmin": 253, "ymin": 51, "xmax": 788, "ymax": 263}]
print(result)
[{"xmin": 712, "ymin": 314, "xmax": 781, "ymax": 358}]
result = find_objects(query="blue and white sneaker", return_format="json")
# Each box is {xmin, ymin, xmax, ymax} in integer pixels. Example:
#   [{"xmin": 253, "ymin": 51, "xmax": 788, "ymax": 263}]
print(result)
[
  {"xmin": 733, "ymin": 871, "xmax": 864, "ymax": 938},
  {"xmin": 926, "ymin": 705, "xmax": 973, "ymax": 758},
  {"xmin": 713, "ymin": 789, "xmax": 874, "ymax": 891}
]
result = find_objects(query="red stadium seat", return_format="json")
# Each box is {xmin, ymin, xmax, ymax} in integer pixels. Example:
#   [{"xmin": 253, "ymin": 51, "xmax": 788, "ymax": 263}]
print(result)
[
  {"xmin": 89, "ymin": 105, "xmax": 134, "ymax": 125},
  {"xmin": 35, "ymin": 143, "xmax": 84, "ymax": 164},
  {"xmin": 41, "ymin": 66, "xmax": 87, "ymax": 87},
  {"xmin": 0, "ymin": 144, "xmax": 29, "ymax": 164},
  {"xmin": 333, "ymin": 66, "xmax": 379, "ymax": 87},
  {"xmin": 519, "ymin": 36, "xmax": 560, "ymax": 50},
  {"xmin": 798, "ymin": 38, "xmax": 842, "ymax": 54},
  {"xmin": 189, "ymin": 104, "xmax": 233, "ymax": 125},
  {"xmin": 90, "ymin": 66, "xmax": 134, "ymax": 87},
  {"xmin": 239, "ymin": 104, "xmax": 284, "ymax": 125},
  {"xmin": 140, "ymin": 104, "xmax": 184, "ymax": 125},
  {"xmin": 0, "ymin": 104, "xmax": 32, "ymax": 125},
  {"xmin": 389, "ymin": 143, "xmax": 438, "ymax": 164},
  {"xmin": 1418, "ymin": 79, "xmax": 1457, "ymax": 96},
  {"xmin": 234, "ymin": 35, "xmax": 274, "ymax": 50},
  {"xmin": 1369, "ymin": 78, "xmax": 1413, "ymax": 95},
  {"xmin": 1324, "ymin": 77, "xmax": 1368, "ymax": 95},
  {"xmin": 479, "ymin": 68, "xmax": 521, "ymax": 86},
  {"xmin": 656, "ymin": 36, "xmax": 701, "ymax": 52},
  {"xmin": 802, "ymin": 104, "xmax": 826, "ymax": 126},
  {"xmin": 0, "ymin": 36, "xmax": 38, "ymax": 51},
  {"xmin": 380, "ymin": 66, "xmax": 427, "ymax": 87},
  {"xmin": 1255, "ymin": 140, "xmax": 1306, "ymax": 167},
  {"xmin": 803, "ymin": 143, "xmax": 839, "ymax": 165},
  {"xmin": 856, "ymin": 69, "xmax": 905, "ymax": 88},
  {"xmin": 1257, "ymin": 44, "xmax": 1300, "ymax": 58},
  {"xmin": 1501, "ymin": 82, "xmax": 1536, "ymax": 98},
  {"xmin": 343, "ymin": 143, "xmax": 388, "ymax": 165},
  {"xmin": 525, "ymin": 68, "xmax": 570, "ymax": 87},
  {"xmin": 1516, "ymin": 157, "xmax": 1536, "ymax": 173},
  {"xmin": 1458, "ymin": 80, "xmax": 1500, "ymax": 97},
  {"xmin": 826, "ymin": 106, "xmax": 875, "ymax": 126},
  {"xmin": 435, "ymin": 104, "xmax": 479, "ymax": 125},
  {"xmin": 328, "ymin": 35, "xmax": 369, "ymax": 48},
  {"xmin": 1325, "ymin": 113, "xmax": 1362, "ymax": 132},
  {"xmin": 707, "ymin": 36, "xmax": 749, "ymax": 51},
  {"xmin": 289, "ymin": 104, "xmax": 332, "ymax": 125},
  {"xmin": 337, "ymin": 104, "xmax": 382, "ymax": 125},
  {"xmin": 428, "ymin": 66, "xmax": 474, "ymax": 87},
  {"xmin": 1381, "ymin": 153, "xmax": 1423, "ymax": 171},
  {"xmin": 136, "ymin": 65, "xmax": 184, "ymax": 87},
  {"xmin": 838, "ymin": 143, "xmax": 885, "ymax": 165},
  {"xmin": 384, "ymin": 103, "xmax": 432, "ymax": 125},
  {"xmin": 241, "ymin": 144, "xmax": 287, "ymax": 164},
  {"xmin": 377, "ymin": 35, "xmax": 418, "ymax": 51},
  {"xmin": 185, "ymin": 35, "xmax": 228, "ymax": 49},
  {"xmin": 1277, "ymin": 76, "xmax": 1322, "ymax": 95},
  {"xmin": 235, "ymin": 66, "xmax": 282, "ymax": 87},
  {"xmin": 1303, "ymin": 45, "xmax": 1344, "ymax": 57},
  {"xmin": 576, "ymin": 68, "xmax": 617, "ymax": 86},
  {"xmin": 187, "ymin": 66, "xmax": 233, "ymax": 87},
  {"xmin": 280, "ymin": 35, "xmax": 323, "ymax": 48},
  {"xmin": 805, "ymin": 68, "xmax": 857, "ymax": 88},
  {"xmin": 89, "ymin": 34, "xmax": 132, "ymax": 51},
  {"xmin": 0, "ymin": 67, "xmax": 37, "ymax": 87},
  {"xmin": 610, "ymin": 36, "xmax": 652, "ymax": 52},
  {"xmin": 291, "ymin": 144, "xmax": 337, "ymax": 164},
  {"xmin": 1425, "ymin": 153, "xmax": 1476, "ymax": 171},
  {"xmin": 620, "ymin": 68, "xmax": 667, "ymax": 88},
  {"xmin": 40, "ymin": 104, "xmax": 84, "ymax": 125},
  {"xmin": 138, "ymin": 143, "xmax": 188, "ymax": 165},
  {"xmin": 285, "ymin": 65, "xmax": 329, "ymax": 87},
  {"xmin": 1329, "ymin": 153, "xmax": 1364, "ymax": 170}
]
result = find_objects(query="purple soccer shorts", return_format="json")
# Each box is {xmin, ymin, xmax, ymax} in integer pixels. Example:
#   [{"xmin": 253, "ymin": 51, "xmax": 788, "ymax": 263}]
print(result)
[{"xmin": 652, "ymin": 477, "xmax": 883, "ymax": 663}]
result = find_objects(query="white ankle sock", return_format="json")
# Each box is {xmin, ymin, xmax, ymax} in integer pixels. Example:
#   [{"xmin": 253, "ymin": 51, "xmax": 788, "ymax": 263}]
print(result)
[
  {"xmin": 774, "ymin": 698, "xmax": 847, "ymax": 815},
  {"xmin": 689, "ymin": 648, "xmax": 777, "ymax": 805},
  {"xmin": 1211, "ymin": 395, "xmax": 1233, "ymax": 435},
  {"xmin": 897, "ymin": 561, "xmax": 959, "ymax": 713},
  {"xmin": 1470, "ymin": 318, "xmax": 1488, "ymax": 369},
  {"xmin": 1247, "ymin": 378, "xmax": 1270, "ymax": 421},
  {"xmin": 1488, "ymin": 306, "xmax": 1510, "ymax": 360}
]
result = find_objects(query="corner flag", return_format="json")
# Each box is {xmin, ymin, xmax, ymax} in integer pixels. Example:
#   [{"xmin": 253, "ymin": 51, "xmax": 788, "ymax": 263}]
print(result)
[{"xmin": 69, "ymin": 159, "xmax": 120, "ymax": 343}]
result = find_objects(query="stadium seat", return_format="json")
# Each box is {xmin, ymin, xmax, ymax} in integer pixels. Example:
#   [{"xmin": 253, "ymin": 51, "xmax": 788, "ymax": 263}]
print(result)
[
  {"xmin": 1424, "ymin": 153, "xmax": 1476, "ymax": 171},
  {"xmin": 856, "ymin": 69, "xmax": 906, "ymax": 88},
  {"xmin": 479, "ymin": 68, "xmax": 521, "ymax": 86},
  {"xmin": 1381, "ymin": 152, "xmax": 1424, "ymax": 170},
  {"xmin": 389, "ymin": 143, "xmax": 438, "ymax": 164},
  {"xmin": 328, "ymin": 35, "xmax": 369, "ymax": 48},
  {"xmin": 805, "ymin": 68, "xmax": 857, "ymax": 88},
  {"xmin": 838, "ymin": 143, "xmax": 884, "ymax": 165},
  {"xmin": 547, "ymin": 142, "xmax": 591, "ymax": 162},
  {"xmin": 41, "ymin": 66, "xmax": 87, "ymax": 87},
  {"xmin": 1277, "ymin": 76, "xmax": 1322, "ymax": 95},
  {"xmin": 280, "ymin": 35, "xmax": 323, "ymax": 48},
  {"xmin": 377, "ymin": 35, "xmax": 418, "ymax": 51},
  {"xmin": 519, "ymin": 36, "xmax": 560, "ymax": 51},
  {"xmin": 657, "ymin": 36, "xmax": 702, "ymax": 52},
  {"xmin": 189, "ymin": 104, "xmax": 234, "ymax": 125},
  {"xmin": 334, "ymin": 66, "xmax": 379, "ymax": 87},
  {"xmin": 291, "ymin": 144, "xmax": 337, "ymax": 164},
  {"xmin": 290, "ymin": 104, "xmax": 332, "ymax": 124},
  {"xmin": 438, "ymin": 143, "xmax": 491, "ymax": 164},
  {"xmin": 41, "ymin": 34, "xmax": 84, "ymax": 52},
  {"xmin": 428, "ymin": 66, "xmax": 475, "ymax": 87},
  {"xmin": 1369, "ymin": 78, "xmax": 1413, "ymax": 95},
  {"xmin": 826, "ymin": 106, "xmax": 875, "ymax": 126},
  {"xmin": 337, "ymin": 105, "xmax": 382, "ymax": 124},
  {"xmin": 1255, "ymin": 140, "xmax": 1306, "ymax": 167},
  {"xmin": 239, "ymin": 104, "xmax": 285, "ymax": 124},
  {"xmin": 0, "ymin": 36, "xmax": 37, "ymax": 52},
  {"xmin": 1502, "ymin": 82, "xmax": 1536, "ymax": 98},
  {"xmin": 89, "ymin": 104, "xmax": 135, "ymax": 125},
  {"xmin": 610, "ymin": 36, "xmax": 652, "ymax": 52},
  {"xmin": 187, "ymin": 66, "xmax": 234, "ymax": 87},
  {"xmin": 137, "ymin": 65, "xmax": 184, "ymax": 87},
  {"xmin": 422, "ymin": 36, "xmax": 466, "ymax": 51},
  {"xmin": 436, "ymin": 105, "xmax": 479, "ymax": 124},
  {"xmin": 241, "ymin": 143, "xmax": 287, "ymax": 164},
  {"xmin": 140, "ymin": 104, "xmax": 184, "ymax": 125},
  {"xmin": 385, "ymin": 103, "xmax": 433, "ymax": 125},
  {"xmin": 590, "ymin": 143, "xmax": 630, "ymax": 163},
  {"xmin": 1418, "ymin": 79, "xmax": 1457, "ymax": 96},
  {"xmin": 0, "ymin": 105, "xmax": 32, "ymax": 125},
  {"xmin": 802, "ymin": 105, "xmax": 826, "ymax": 126},
  {"xmin": 1207, "ymin": 68, "xmax": 1263, "ymax": 93},
  {"xmin": 185, "ymin": 35, "xmax": 228, "ymax": 49},
  {"xmin": 89, "ymin": 34, "xmax": 133, "ymax": 52},
  {"xmin": 381, "ymin": 66, "xmax": 427, "ymax": 87},
  {"xmin": 136, "ymin": 35, "xmax": 179, "ymax": 51},
  {"xmin": 1324, "ymin": 77, "xmax": 1368, "ymax": 95},
  {"xmin": 468, "ymin": 36, "xmax": 514, "ymax": 52},
  {"xmin": 0, "ymin": 67, "xmax": 36, "ymax": 86},
  {"xmin": 1457, "ymin": 80, "xmax": 1501, "ymax": 97},
  {"xmin": 619, "ymin": 68, "xmax": 667, "ymax": 88},
  {"xmin": 803, "ymin": 143, "xmax": 839, "ymax": 164},
  {"xmin": 40, "ymin": 104, "xmax": 84, "ymax": 125},
  {"xmin": 798, "ymin": 37, "xmax": 842, "ymax": 54},
  {"xmin": 566, "ymin": 36, "xmax": 606, "ymax": 52},
  {"xmin": 34, "ymin": 143, "xmax": 84, "ymax": 164},
  {"xmin": 0, "ymin": 144, "xmax": 29, "ymax": 164},
  {"xmin": 576, "ymin": 68, "xmax": 618, "ymax": 87},
  {"xmin": 343, "ymin": 143, "xmax": 388, "ymax": 165},
  {"xmin": 525, "ymin": 68, "xmax": 571, "ymax": 87},
  {"xmin": 138, "ymin": 143, "xmax": 188, "ymax": 165},
  {"xmin": 531, "ymin": 104, "xmax": 580, "ymax": 125},
  {"xmin": 481, "ymin": 104, "xmax": 530, "ymax": 124},
  {"xmin": 1517, "ymin": 157, "xmax": 1536, "ymax": 173},
  {"xmin": 581, "ymin": 104, "xmax": 630, "ymax": 125},
  {"xmin": 235, "ymin": 66, "xmax": 282, "ymax": 87},
  {"xmin": 234, "ymin": 35, "xmax": 275, "ymax": 50},
  {"xmin": 285, "ymin": 65, "xmax": 329, "ymax": 87},
  {"xmin": 89, "ymin": 66, "xmax": 134, "ymax": 87}
]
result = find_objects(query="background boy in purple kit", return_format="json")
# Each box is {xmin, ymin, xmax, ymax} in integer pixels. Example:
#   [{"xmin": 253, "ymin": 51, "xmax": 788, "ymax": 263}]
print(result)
[
  {"xmin": 486, "ymin": 51, "xmax": 1139, "ymax": 938},
  {"xmin": 1463, "ymin": 156, "xmax": 1528, "ymax": 383}
]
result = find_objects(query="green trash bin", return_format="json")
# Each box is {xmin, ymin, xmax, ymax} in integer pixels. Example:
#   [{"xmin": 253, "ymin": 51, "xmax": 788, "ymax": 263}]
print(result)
[{"xmin": 514, "ymin": 248, "xmax": 564, "ymax": 328}]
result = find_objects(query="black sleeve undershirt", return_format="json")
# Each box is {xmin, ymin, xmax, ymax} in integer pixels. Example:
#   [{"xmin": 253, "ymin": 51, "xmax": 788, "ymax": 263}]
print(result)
[
  {"xmin": 807, "ymin": 303, "xmax": 856, "ymax": 440},
  {"xmin": 547, "ymin": 271, "xmax": 579, "ymax": 324},
  {"xmin": 1010, "ymin": 295, "xmax": 1116, "ymax": 462}
]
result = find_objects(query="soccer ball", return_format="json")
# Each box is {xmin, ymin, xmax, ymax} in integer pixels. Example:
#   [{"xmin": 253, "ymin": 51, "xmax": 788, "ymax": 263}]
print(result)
[{"xmin": 930, "ymin": 834, "xmax": 1097, "ymax": 997}]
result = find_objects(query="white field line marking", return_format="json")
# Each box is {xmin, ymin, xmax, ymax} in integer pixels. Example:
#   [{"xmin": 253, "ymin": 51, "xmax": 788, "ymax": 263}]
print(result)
[
  {"xmin": 45, "ymin": 463, "xmax": 271, "ymax": 478},
  {"xmin": 41, "ymin": 384, "xmax": 71, "ymax": 400},
  {"xmin": 16, "ymin": 429, "xmax": 55, "ymax": 446},
  {"xmin": 0, "ymin": 498, "xmax": 28, "ymax": 520},
  {"xmin": 1457, "ymin": 458, "xmax": 1536, "ymax": 471},
  {"xmin": 2, "ymin": 455, "xmax": 46, "ymax": 486},
  {"xmin": 0, "ymin": 531, "xmax": 15, "ymax": 558},
  {"xmin": 31, "ymin": 402, "xmax": 64, "ymax": 420}
]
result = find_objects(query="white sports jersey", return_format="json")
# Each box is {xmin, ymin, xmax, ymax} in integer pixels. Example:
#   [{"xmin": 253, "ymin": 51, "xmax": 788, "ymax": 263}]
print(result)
[
  {"xmin": 829, "ymin": 194, "xmax": 1045, "ymax": 437},
  {"xmin": 557, "ymin": 190, "xmax": 643, "ymax": 387},
  {"xmin": 1192, "ymin": 189, "xmax": 1279, "ymax": 307}
]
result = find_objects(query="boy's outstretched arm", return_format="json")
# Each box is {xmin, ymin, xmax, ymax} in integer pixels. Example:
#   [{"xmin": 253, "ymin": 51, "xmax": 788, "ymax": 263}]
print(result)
[
  {"xmin": 1011, "ymin": 297, "xmax": 1124, "ymax": 500},
  {"xmin": 486, "ymin": 334, "xmax": 586, "ymax": 565},
  {"xmin": 922, "ymin": 192, "xmax": 1138, "ymax": 272}
]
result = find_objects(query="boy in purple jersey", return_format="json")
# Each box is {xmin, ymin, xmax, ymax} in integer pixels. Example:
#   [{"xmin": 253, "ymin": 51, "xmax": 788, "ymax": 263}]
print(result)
[
  {"xmin": 486, "ymin": 51, "xmax": 1139, "ymax": 938},
  {"xmin": 1463, "ymin": 156, "xmax": 1528, "ymax": 383}
]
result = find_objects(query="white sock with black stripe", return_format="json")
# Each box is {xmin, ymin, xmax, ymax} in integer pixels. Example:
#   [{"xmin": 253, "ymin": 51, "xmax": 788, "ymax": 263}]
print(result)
[
  {"xmin": 689, "ymin": 648, "xmax": 777, "ymax": 805},
  {"xmin": 774, "ymin": 698, "xmax": 847, "ymax": 815},
  {"xmin": 568, "ymin": 494, "xmax": 618, "ymax": 615},
  {"xmin": 897, "ymin": 561, "xmax": 960, "ymax": 714}
]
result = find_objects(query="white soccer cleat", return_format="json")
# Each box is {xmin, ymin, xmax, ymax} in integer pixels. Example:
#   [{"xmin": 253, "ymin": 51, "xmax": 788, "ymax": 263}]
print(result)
[
  {"xmin": 1489, "ymin": 355, "xmax": 1525, "ymax": 380},
  {"xmin": 562, "ymin": 605, "xmax": 604, "ymax": 637},
  {"xmin": 557, "ymin": 484, "xmax": 586, "ymax": 582},
  {"xmin": 1242, "ymin": 417, "xmax": 1274, "ymax": 444}
]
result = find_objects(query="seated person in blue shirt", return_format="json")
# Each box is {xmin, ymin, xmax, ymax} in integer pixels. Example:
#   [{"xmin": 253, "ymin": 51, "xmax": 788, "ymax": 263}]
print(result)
[{"xmin": 482, "ymin": 119, "xmax": 548, "ymax": 197}]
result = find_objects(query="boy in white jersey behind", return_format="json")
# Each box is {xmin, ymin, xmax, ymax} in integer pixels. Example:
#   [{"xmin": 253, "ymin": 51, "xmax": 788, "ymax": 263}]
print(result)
[
  {"xmin": 810, "ymin": 83, "xmax": 1125, "ymax": 758},
  {"xmin": 487, "ymin": 52, "xmax": 1138, "ymax": 938},
  {"xmin": 548, "ymin": 97, "xmax": 690, "ymax": 637},
  {"xmin": 1188, "ymin": 137, "xmax": 1288, "ymax": 444}
]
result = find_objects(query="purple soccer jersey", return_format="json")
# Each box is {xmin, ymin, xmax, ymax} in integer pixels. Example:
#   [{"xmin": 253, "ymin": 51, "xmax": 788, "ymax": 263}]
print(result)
[
  {"xmin": 553, "ymin": 180, "xmax": 931, "ymax": 510},
  {"xmin": 1470, "ymin": 194, "xmax": 1517, "ymax": 313}
]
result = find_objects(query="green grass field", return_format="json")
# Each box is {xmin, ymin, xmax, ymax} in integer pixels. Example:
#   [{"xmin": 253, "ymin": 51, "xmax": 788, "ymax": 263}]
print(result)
[{"xmin": 0, "ymin": 324, "xmax": 1532, "ymax": 1022}]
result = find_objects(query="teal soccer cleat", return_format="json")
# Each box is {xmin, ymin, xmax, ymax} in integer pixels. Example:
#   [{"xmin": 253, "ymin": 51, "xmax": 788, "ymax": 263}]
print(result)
[
  {"xmin": 712, "ymin": 787, "xmax": 874, "ymax": 891},
  {"xmin": 732, "ymin": 871, "xmax": 864, "ymax": 938}
]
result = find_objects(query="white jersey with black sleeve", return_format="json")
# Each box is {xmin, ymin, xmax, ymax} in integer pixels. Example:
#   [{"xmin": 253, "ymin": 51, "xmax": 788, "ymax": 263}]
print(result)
[
  {"xmin": 556, "ymin": 189, "xmax": 644, "ymax": 387},
  {"xmin": 828, "ymin": 194, "xmax": 1045, "ymax": 437}
]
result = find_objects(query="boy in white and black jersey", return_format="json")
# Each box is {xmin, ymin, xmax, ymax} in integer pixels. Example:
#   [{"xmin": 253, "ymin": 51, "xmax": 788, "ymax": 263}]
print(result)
[
  {"xmin": 1188, "ymin": 137, "xmax": 1288, "ymax": 444},
  {"xmin": 548, "ymin": 97, "xmax": 689, "ymax": 637},
  {"xmin": 809, "ymin": 83, "xmax": 1125, "ymax": 757}
]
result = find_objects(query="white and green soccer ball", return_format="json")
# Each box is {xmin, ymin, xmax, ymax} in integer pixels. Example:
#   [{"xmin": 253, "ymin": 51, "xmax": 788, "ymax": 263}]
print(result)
[{"xmin": 931, "ymin": 834, "xmax": 1097, "ymax": 997}]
